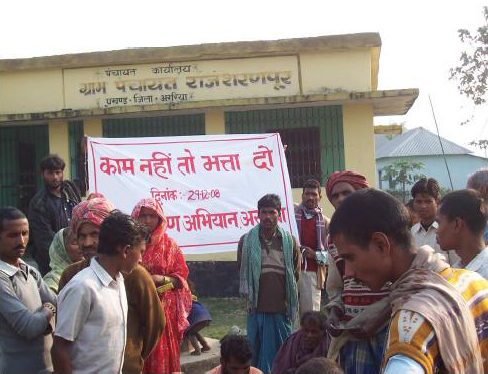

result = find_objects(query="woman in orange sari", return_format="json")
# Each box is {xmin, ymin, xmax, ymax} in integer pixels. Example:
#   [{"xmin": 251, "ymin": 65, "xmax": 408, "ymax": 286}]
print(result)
[{"xmin": 132, "ymin": 198, "xmax": 192, "ymax": 374}]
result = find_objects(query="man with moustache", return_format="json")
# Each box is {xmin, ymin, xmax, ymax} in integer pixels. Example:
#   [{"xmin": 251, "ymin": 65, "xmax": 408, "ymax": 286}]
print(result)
[
  {"xmin": 329, "ymin": 189, "xmax": 488, "ymax": 374},
  {"xmin": 57, "ymin": 197, "xmax": 113, "ymax": 290},
  {"xmin": 238, "ymin": 194, "xmax": 301, "ymax": 374},
  {"xmin": 324, "ymin": 171, "xmax": 390, "ymax": 374},
  {"xmin": 0, "ymin": 206, "xmax": 57, "ymax": 374},
  {"xmin": 28, "ymin": 155, "xmax": 81, "ymax": 275},
  {"xmin": 294, "ymin": 179, "xmax": 329, "ymax": 315},
  {"xmin": 57, "ymin": 197, "xmax": 165, "ymax": 374}
]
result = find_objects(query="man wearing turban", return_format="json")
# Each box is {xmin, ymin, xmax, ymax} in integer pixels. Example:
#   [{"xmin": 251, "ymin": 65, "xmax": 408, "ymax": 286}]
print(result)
[
  {"xmin": 323, "ymin": 171, "xmax": 391, "ymax": 374},
  {"xmin": 62, "ymin": 197, "xmax": 114, "ymax": 270}
]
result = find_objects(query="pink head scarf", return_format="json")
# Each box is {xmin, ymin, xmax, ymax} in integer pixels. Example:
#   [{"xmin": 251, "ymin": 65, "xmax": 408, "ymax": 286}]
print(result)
[{"xmin": 71, "ymin": 197, "xmax": 115, "ymax": 234}]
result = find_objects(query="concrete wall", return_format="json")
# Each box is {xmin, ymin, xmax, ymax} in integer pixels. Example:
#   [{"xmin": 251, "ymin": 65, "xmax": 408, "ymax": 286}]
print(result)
[
  {"xmin": 0, "ymin": 69, "xmax": 64, "ymax": 114},
  {"xmin": 343, "ymin": 104, "xmax": 376, "ymax": 187},
  {"xmin": 377, "ymin": 154, "xmax": 488, "ymax": 191},
  {"xmin": 300, "ymin": 50, "xmax": 371, "ymax": 94},
  {"xmin": 1, "ymin": 49, "xmax": 375, "ymax": 116}
]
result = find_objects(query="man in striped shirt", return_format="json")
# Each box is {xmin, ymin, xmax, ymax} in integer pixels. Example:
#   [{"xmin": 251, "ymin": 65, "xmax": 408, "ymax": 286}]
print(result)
[
  {"xmin": 329, "ymin": 188, "xmax": 488, "ymax": 374},
  {"xmin": 324, "ymin": 171, "xmax": 390, "ymax": 374}
]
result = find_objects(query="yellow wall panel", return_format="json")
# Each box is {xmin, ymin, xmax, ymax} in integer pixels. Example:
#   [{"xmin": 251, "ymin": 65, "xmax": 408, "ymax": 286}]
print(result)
[
  {"xmin": 1, "ymin": 69, "xmax": 64, "ymax": 114},
  {"xmin": 342, "ymin": 104, "xmax": 376, "ymax": 187},
  {"xmin": 300, "ymin": 50, "xmax": 371, "ymax": 94}
]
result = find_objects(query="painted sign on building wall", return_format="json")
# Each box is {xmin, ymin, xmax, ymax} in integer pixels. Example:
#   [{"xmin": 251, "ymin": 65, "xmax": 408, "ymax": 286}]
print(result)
[
  {"xmin": 87, "ymin": 133, "xmax": 298, "ymax": 254},
  {"xmin": 64, "ymin": 56, "xmax": 300, "ymax": 110}
]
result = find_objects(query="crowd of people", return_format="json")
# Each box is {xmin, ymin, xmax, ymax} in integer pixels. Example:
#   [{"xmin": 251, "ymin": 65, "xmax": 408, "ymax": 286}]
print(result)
[{"xmin": 1, "ymin": 153, "xmax": 488, "ymax": 374}]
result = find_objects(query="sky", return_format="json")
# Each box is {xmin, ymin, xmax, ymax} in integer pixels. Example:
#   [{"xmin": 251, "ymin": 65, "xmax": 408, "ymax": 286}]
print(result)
[{"xmin": 1, "ymin": 0, "xmax": 487, "ymax": 155}]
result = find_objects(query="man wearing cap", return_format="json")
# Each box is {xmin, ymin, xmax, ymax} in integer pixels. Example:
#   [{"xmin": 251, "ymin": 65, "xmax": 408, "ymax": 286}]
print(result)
[
  {"xmin": 323, "ymin": 171, "xmax": 390, "ymax": 374},
  {"xmin": 56, "ymin": 197, "xmax": 165, "ymax": 374}
]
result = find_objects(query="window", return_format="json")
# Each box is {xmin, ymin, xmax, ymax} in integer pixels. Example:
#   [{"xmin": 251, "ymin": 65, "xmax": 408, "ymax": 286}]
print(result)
[
  {"xmin": 269, "ymin": 127, "xmax": 321, "ymax": 188},
  {"xmin": 68, "ymin": 121, "xmax": 86, "ymax": 195}
]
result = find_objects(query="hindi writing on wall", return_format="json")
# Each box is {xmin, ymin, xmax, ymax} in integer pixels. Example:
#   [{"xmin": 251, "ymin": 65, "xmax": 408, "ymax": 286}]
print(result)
[{"xmin": 64, "ymin": 56, "xmax": 300, "ymax": 110}]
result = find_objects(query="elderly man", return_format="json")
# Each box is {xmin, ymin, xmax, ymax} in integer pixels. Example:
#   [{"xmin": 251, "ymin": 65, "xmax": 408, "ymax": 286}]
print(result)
[
  {"xmin": 294, "ymin": 179, "xmax": 329, "ymax": 315},
  {"xmin": 57, "ymin": 197, "xmax": 164, "ymax": 374},
  {"xmin": 0, "ymin": 206, "xmax": 57, "ymax": 374},
  {"xmin": 324, "ymin": 171, "xmax": 390, "ymax": 374},
  {"xmin": 238, "ymin": 194, "xmax": 300, "ymax": 374},
  {"xmin": 329, "ymin": 189, "xmax": 488, "ymax": 374}
]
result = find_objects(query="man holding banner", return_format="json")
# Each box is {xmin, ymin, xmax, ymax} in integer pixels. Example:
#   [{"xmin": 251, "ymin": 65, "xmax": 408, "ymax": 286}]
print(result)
[{"xmin": 238, "ymin": 194, "xmax": 300, "ymax": 374}]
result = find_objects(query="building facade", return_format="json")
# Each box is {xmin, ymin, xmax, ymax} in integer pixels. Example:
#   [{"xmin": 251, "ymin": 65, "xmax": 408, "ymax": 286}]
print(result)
[{"xmin": 1, "ymin": 33, "xmax": 417, "ymax": 218}]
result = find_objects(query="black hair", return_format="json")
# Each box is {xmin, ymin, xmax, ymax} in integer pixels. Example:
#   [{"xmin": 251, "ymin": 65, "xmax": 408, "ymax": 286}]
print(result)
[
  {"xmin": 98, "ymin": 210, "xmax": 149, "ymax": 255},
  {"xmin": 329, "ymin": 189, "xmax": 412, "ymax": 251},
  {"xmin": 439, "ymin": 189, "xmax": 488, "ymax": 235},
  {"xmin": 0, "ymin": 207, "xmax": 26, "ymax": 232},
  {"xmin": 411, "ymin": 177, "xmax": 440, "ymax": 200},
  {"xmin": 296, "ymin": 358, "xmax": 344, "ymax": 374},
  {"xmin": 257, "ymin": 194, "xmax": 281, "ymax": 214},
  {"xmin": 220, "ymin": 335, "xmax": 253, "ymax": 364},
  {"xmin": 302, "ymin": 179, "xmax": 321, "ymax": 194},
  {"xmin": 40, "ymin": 154, "xmax": 65, "ymax": 172},
  {"xmin": 300, "ymin": 311, "xmax": 327, "ymax": 332}
]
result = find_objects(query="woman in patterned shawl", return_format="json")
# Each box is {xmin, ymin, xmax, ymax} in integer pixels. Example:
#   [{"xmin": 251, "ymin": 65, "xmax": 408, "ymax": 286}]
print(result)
[{"xmin": 132, "ymin": 198, "xmax": 192, "ymax": 374}]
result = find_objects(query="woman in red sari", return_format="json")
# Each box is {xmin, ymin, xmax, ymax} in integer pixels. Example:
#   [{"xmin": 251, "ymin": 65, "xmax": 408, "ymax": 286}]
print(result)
[{"xmin": 132, "ymin": 198, "xmax": 192, "ymax": 374}]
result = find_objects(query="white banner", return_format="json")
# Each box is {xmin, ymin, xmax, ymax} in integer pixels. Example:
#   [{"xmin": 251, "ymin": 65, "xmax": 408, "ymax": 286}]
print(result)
[{"xmin": 87, "ymin": 133, "xmax": 298, "ymax": 254}]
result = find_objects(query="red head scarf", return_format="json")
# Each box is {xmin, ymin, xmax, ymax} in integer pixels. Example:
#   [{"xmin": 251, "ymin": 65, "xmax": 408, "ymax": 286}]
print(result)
[
  {"xmin": 131, "ymin": 198, "xmax": 168, "ymax": 238},
  {"xmin": 325, "ymin": 171, "xmax": 369, "ymax": 202},
  {"xmin": 71, "ymin": 197, "xmax": 114, "ymax": 234}
]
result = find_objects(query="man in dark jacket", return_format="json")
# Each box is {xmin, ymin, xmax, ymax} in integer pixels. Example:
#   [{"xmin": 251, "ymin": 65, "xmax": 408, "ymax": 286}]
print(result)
[{"xmin": 27, "ymin": 155, "xmax": 81, "ymax": 275}]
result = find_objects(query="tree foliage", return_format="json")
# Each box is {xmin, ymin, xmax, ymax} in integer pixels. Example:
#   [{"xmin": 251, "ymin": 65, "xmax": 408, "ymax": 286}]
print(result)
[
  {"xmin": 450, "ymin": 6, "xmax": 488, "ymax": 115},
  {"xmin": 382, "ymin": 160, "xmax": 425, "ymax": 202}
]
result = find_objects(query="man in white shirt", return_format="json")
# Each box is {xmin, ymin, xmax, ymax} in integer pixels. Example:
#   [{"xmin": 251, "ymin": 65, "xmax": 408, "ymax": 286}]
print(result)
[
  {"xmin": 436, "ymin": 189, "xmax": 488, "ymax": 279},
  {"xmin": 410, "ymin": 177, "xmax": 458, "ymax": 265},
  {"xmin": 51, "ymin": 211, "xmax": 148, "ymax": 374}
]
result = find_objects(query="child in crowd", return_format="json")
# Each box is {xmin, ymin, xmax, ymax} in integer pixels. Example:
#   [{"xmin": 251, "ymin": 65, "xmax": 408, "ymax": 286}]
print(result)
[{"xmin": 182, "ymin": 280, "xmax": 212, "ymax": 355}]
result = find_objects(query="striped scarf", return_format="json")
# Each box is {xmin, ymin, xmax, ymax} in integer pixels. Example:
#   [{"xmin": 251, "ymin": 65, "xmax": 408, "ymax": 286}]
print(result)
[
  {"xmin": 295, "ymin": 203, "xmax": 326, "ymax": 251},
  {"xmin": 239, "ymin": 224, "xmax": 298, "ymax": 323}
]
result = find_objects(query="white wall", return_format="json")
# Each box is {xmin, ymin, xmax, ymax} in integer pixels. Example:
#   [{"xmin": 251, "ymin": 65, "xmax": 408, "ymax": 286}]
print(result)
[{"xmin": 377, "ymin": 154, "xmax": 488, "ymax": 191}]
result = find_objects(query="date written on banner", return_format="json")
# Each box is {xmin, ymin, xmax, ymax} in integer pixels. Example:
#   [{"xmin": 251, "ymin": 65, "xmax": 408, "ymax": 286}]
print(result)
[
  {"xmin": 150, "ymin": 187, "xmax": 221, "ymax": 203},
  {"xmin": 188, "ymin": 189, "xmax": 220, "ymax": 201}
]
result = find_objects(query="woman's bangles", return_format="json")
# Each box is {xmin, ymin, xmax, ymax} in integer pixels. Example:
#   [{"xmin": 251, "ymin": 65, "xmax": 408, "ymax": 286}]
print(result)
[{"xmin": 156, "ymin": 276, "xmax": 175, "ymax": 294}]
